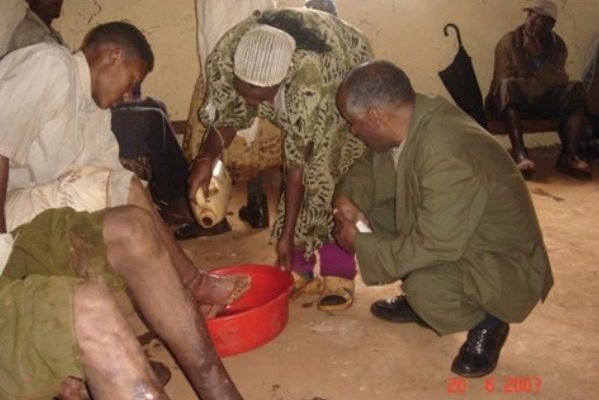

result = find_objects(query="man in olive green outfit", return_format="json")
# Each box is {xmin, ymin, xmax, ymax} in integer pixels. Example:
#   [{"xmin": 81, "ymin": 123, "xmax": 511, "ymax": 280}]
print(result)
[{"xmin": 334, "ymin": 60, "xmax": 553, "ymax": 378}]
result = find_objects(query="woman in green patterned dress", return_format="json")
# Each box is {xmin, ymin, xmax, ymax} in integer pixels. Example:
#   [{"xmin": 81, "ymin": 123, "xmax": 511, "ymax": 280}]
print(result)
[{"xmin": 188, "ymin": 8, "xmax": 372, "ymax": 310}]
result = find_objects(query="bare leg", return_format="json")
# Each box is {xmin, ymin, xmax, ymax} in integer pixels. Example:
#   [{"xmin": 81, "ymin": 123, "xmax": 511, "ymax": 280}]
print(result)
[
  {"xmin": 126, "ymin": 177, "xmax": 250, "ymax": 305},
  {"xmin": 560, "ymin": 111, "xmax": 591, "ymax": 173},
  {"xmin": 103, "ymin": 206, "xmax": 244, "ymax": 400},
  {"xmin": 504, "ymin": 107, "xmax": 535, "ymax": 178},
  {"xmin": 74, "ymin": 282, "xmax": 168, "ymax": 400}
]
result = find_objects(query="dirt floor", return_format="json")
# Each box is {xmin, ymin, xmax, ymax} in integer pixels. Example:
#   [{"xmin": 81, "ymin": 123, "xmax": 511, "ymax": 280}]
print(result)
[{"xmin": 131, "ymin": 145, "xmax": 599, "ymax": 400}]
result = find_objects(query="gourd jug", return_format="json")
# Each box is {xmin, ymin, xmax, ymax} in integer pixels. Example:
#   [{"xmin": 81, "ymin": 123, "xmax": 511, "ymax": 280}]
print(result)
[{"xmin": 191, "ymin": 160, "xmax": 232, "ymax": 228}]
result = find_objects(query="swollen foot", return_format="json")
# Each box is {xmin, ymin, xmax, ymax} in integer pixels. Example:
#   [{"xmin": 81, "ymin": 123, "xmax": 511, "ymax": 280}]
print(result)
[{"xmin": 188, "ymin": 271, "xmax": 251, "ymax": 306}]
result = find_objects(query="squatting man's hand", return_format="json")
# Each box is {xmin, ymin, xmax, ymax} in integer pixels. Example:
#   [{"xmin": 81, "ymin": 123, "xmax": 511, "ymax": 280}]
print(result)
[{"xmin": 333, "ymin": 195, "xmax": 368, "ymax": 253}]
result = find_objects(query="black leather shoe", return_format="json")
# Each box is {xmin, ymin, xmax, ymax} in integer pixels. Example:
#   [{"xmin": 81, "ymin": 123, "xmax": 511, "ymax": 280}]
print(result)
[
  {"xmin": 370, "ymin": 295, "xmax": 429, "ymax": 327},
  {"xmin": 239, "ymin": 193, "xmax": 269, "ymax": 228},
  {"xmin": 451, "ymin": 322, "xmax": 509, "ymax": 378}
]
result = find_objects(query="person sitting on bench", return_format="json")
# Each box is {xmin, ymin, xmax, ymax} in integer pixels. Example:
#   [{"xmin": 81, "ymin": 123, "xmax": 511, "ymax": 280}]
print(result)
[{"xmin": 486, "ymin": 0, "xmax": 591, "ymax": 180}]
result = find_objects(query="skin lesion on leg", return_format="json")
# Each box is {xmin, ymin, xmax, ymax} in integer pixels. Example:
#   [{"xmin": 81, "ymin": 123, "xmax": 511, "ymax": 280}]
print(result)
[
  {"xmin": 73, "ymin": 282, "xmax": 169, "ymax": 400},
  {"xmin": 125, "ymin": 177, "xmax": 252, "ymax": 307},
  {"xmin": 101, "ymin": 206, "xmax": 244, "ymax": 398}
]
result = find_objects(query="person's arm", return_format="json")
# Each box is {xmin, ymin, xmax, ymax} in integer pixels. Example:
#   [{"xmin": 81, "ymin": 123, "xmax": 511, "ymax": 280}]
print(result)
[
  {"xmin": 333, "ymin": 201, "xmax": 359, "ymax": 253},
  {"xmin": 188, "ymin": 37, "xmax": 252, "ymax": 201},
  {"xmin": 0, "ymin": 155, "xmax": 8, "ymax": 233},
  {"xmin": 275, "ymin": 166, "xmax": 304, "ymax": 270},
  {"xmin": 187, "ymin": 126, "xmax": 237, "ymax": 201},
  {"xmin": 534, "ymin": 34, "xmax": 569, "ymax": 90},
  {"xmin": 492, "ymin": 33, "xmax": 547, "ymax": 99},
  {"xmin": 355, "ymin": 153, "xmax": 488, "ymax": 285},
  {"xmin": 494, "ymin": 31, "xmax": 567, "ymax": 93}
]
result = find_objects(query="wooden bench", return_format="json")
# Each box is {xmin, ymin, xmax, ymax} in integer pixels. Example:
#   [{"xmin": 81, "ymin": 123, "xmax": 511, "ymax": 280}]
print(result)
[
  {"xmin": 171, "ymin": 120, "xmax": 187, "ymax": 136},
  {"xmin": 486, "ymin": 117, "xmax": 559, "ymax": 135}
]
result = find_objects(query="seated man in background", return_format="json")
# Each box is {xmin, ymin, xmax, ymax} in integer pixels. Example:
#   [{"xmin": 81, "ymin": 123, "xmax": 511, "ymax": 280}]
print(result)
[
  {"xmin": 334, "ymin": 60, "xmax": 553, "ymax": 377},
  {"xmin": 485, "ymin": 0, "xmax": 591, "ymax": 179},
  {"xmin": 0, "ymin": 206, "xmax": 244, "ymax": 400},
  {"xmin": 0, "ymin": 22, "xmax": 248, "ymax": 312},
  {"xmin": 6, "ymin": 0, "xmax": 64, "ymax": 53},
  {"xmin": 111, "ymin": 84, "xmax": 208, "ymax": 240}
]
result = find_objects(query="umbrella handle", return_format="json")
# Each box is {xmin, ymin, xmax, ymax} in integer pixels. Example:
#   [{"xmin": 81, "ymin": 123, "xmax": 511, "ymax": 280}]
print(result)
[{"xmin": 443, "ymin": 23, "xmax": 463, "ymax": 48}]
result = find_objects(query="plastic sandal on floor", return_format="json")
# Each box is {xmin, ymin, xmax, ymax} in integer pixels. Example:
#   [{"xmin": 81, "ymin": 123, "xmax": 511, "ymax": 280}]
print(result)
[{"xmin": 317, "ymin": 276, "xmax": 354, "ymax": 312}]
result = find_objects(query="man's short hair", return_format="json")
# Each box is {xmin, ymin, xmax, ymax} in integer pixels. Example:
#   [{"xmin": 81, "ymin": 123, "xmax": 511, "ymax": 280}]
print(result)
[
  {"xmin": 82, "ymin": 21, "xmax": 154, "ymax": 72},
  {"xmin": 342, "ymin": 60, "xmax": 415, "ymax": 115}
]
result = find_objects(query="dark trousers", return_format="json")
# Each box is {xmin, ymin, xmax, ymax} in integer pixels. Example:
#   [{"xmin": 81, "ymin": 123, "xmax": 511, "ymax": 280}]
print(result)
[{"xmin": 111, "ymin": 98, "xmax": 188, "ymax": 207}]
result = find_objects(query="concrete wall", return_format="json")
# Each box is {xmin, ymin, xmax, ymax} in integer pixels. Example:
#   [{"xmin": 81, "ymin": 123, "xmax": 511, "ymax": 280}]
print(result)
[{"xmin": 56, "ymin": 0, "xmax": 599, "ymax": 120}]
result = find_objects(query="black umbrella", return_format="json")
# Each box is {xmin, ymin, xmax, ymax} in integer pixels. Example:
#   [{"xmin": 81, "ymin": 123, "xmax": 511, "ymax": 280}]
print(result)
[{"xmin": 438, "ymin": 23, "xmax": 487, "ymax": 128}]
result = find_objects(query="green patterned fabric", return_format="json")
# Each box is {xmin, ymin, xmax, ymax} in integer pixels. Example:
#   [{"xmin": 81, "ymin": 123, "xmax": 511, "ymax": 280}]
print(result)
[{"xmin": 200, "ymin": 9, "xmax": 373, "ymax": 255}]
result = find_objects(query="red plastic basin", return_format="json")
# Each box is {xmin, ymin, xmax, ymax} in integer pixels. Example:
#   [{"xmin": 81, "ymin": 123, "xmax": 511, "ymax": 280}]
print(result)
[{"xmin": 205, "ymin": 264, "xmax": 293, "ymax": 357}]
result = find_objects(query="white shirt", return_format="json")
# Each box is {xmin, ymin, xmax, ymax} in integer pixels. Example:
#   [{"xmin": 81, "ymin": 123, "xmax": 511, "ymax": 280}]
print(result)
[
  {"xmin": 0, "ymin": 43, "xmax": 125, "ymax": 192},
  {"xmin": 391, "ymin": 139, "xmax": 407, "ymax": 169},
  {"xmin": 0, "ymin": 233, "xmax": 13, "ymax": 276}
]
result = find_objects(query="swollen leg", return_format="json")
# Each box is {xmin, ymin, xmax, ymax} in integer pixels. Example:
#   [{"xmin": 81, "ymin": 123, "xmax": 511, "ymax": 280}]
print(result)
[
  {"xmin": 126, "ymin": 178, "xmax": 250, "ymax": 305},
  {"xmin": 74, "ymin": 282, "xmax": 168, "ymax": 400},
  {"xmin": 103, "ymin": 207, "xmax": 243, "ymax": 399}
]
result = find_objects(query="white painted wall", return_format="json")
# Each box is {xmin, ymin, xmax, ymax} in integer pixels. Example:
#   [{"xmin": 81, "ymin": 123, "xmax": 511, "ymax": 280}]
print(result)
[{"xmin": 55, "ymin": 0, "xmax": 599, "ymax": 120}]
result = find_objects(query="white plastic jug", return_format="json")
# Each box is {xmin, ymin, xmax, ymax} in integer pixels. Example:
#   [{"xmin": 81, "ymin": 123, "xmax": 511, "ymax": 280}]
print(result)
[{"xmin": 191, "ymin": 160, "xmax": 232, "ymax": 228}]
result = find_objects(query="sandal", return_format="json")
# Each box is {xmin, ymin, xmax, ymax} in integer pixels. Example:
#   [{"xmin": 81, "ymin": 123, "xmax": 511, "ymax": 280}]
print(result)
[
  {"xmin": 317, "ymin": 276, "xmax": 354, "ymax": 312},
  {"xmin": 555, "ymin": 154, "xmax": 592, "ymax": 180},
  {"xmin": 291, "ymin": 272, "xmax": 323, "ymax": 301}
]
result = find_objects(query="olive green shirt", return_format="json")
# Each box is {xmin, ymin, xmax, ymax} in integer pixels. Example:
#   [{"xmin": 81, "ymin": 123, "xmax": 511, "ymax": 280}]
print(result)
[{"xmin": 336, "ymin": 94, "xmax": 553, "ymax": 322}]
